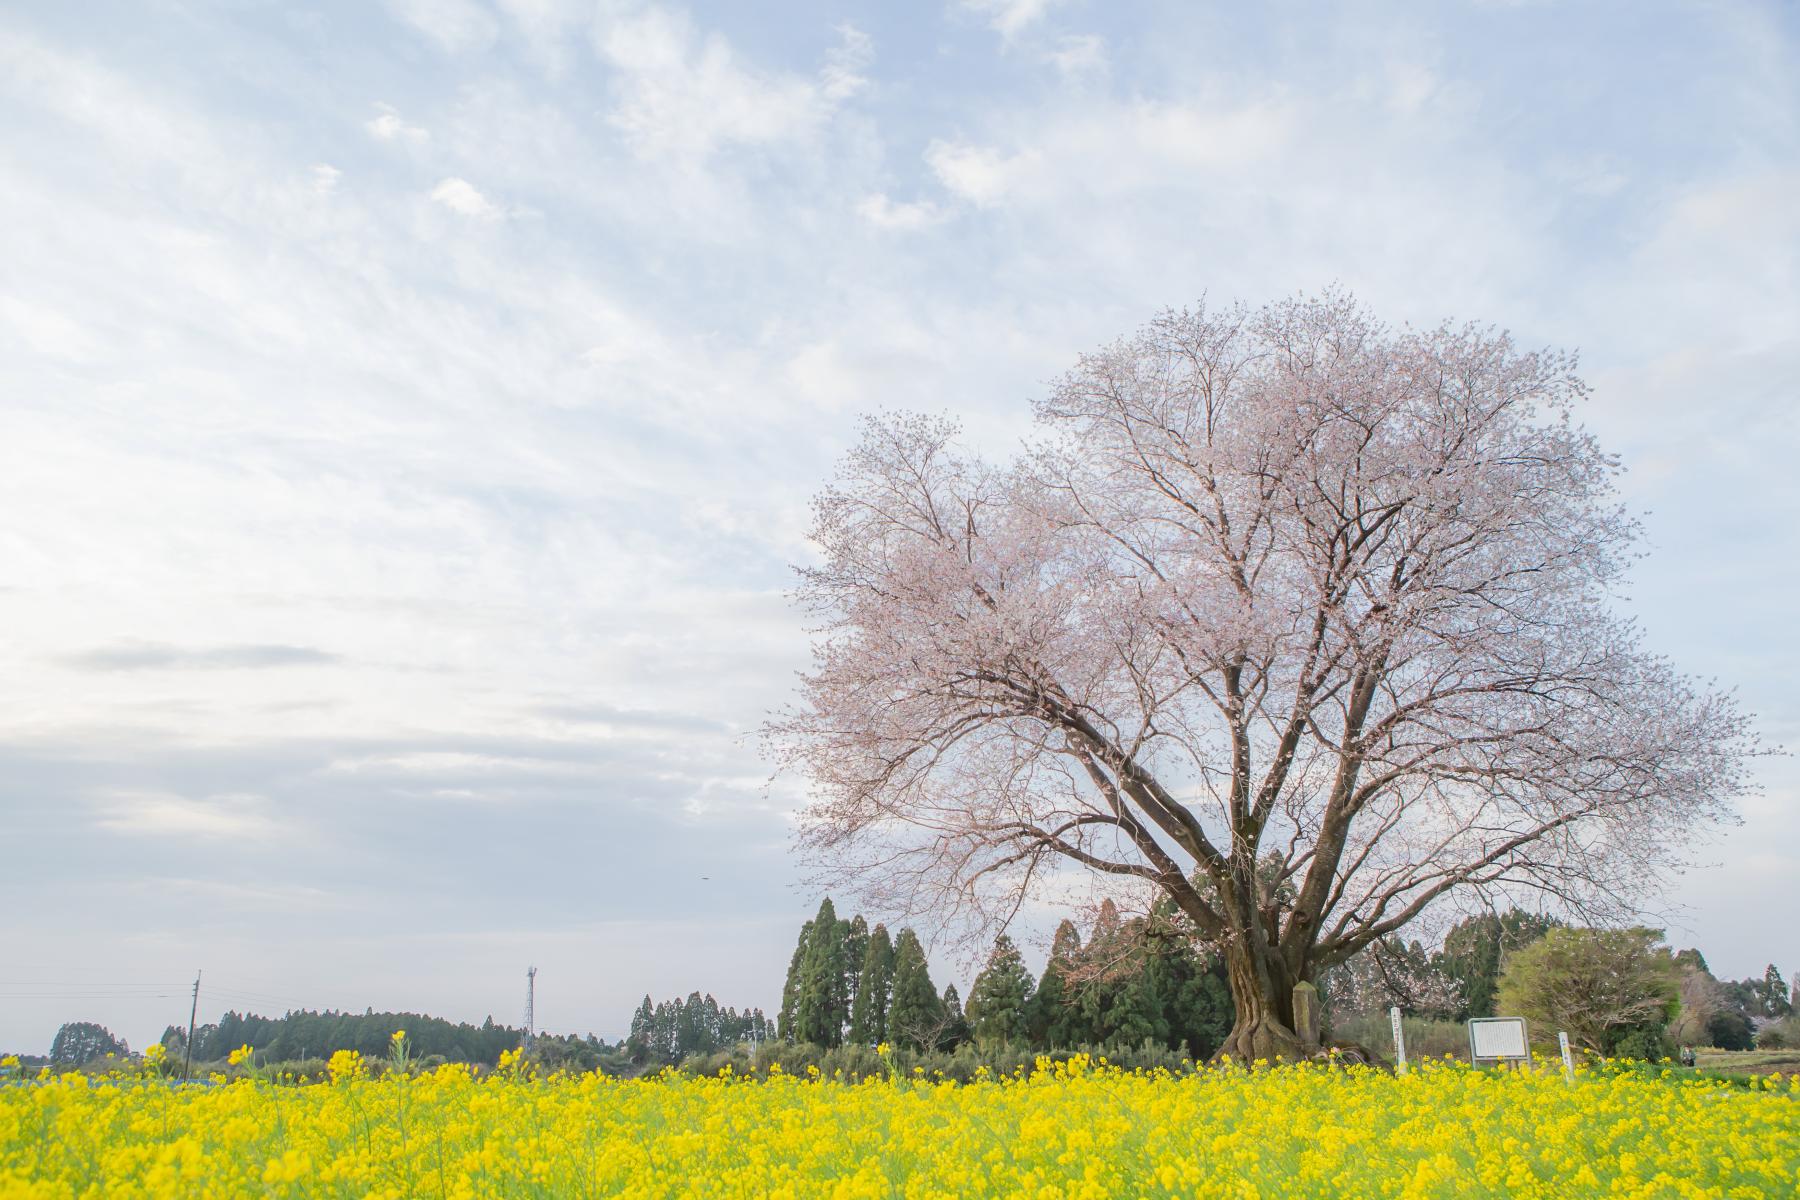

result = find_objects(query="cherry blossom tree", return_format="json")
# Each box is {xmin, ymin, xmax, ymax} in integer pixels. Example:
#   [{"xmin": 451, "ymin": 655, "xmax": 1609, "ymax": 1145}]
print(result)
[{"xmin": 768, "ymin": 291, "xmax": 1757, "ymax": 1061}]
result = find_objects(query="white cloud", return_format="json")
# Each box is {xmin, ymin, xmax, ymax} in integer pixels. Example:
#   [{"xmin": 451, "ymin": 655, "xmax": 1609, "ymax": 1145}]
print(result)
[
  {"xmin": 598, "ymin": 10, "xmax": 868, "ymax": 161},
  {"xmin": 0, "ymin": 295, "xmax": 97, "ymax": 360},
  {"xmin": 856, "ymin": 193, "xmax": 945, "ymax": 231},
  {"xmin": 820, "ymin": 24, "xmax": 872, "ymax": 102},
  {"xmin": 312, "ymin": 163, "xmax": 341, "ymax": 194},
  {"xmin": 1046, "ymin": 34, "xmax": 1107, "ymax": 80},
  {"xmin": 95, "ymin": 791, "xmax": 281, "ymax": 840},
  {"xmin": 384, "ymin": 0, "xmax": 499, "ymax": 52},
  {"xmin": 366, "ymin": 103, "xmax": 430, "ymax": 143},
  {"xmin": 959, "ymin": 0, "xmax": 1065, "ymax": 42},
  {"xmin": 430, "ymin": 176, "xmax": 501, "ymax": 217},
  {"xmin": 924, "ymin": 139, "xmax": 1030, "ymax": 207}
]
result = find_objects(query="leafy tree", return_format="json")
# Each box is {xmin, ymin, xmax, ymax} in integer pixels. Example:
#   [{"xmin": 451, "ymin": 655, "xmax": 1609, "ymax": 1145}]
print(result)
[
  {"xmin": 772, "ymin": 295, "xmax": 1757, "ymax": 1061},
  {"xmin": 966, "ymin": 934, "xmax": 1035, "ymax": 1048},
  {"xmin": 885, "ymin": 928, "xmax": 943, "ymax": 1050},
  {"xmin": 1496, "ymin": 927, "xmax": 1680, "ymax": 1056},
  {"xmin": 1705, "ymin": 1010, "xmax": 1756, "ymax": 1052},
  {"xmin": 848, "ymin": 924, "xmax": 895, "ymax": 1045},
  {"xmin": 50, "ymin": 1022, "xmax": 126, "ymax": 1066}
]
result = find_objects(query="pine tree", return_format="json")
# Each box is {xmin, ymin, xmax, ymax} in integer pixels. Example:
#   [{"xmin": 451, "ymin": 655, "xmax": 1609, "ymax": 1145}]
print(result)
[
  {"xmin": 849, "ymin": 924, "xmax": 895, "ymax": 1045},
  {"xmin": 1030, "ymin": 919, "xmax": 1084, "ymax": 1049},
  {"xmin": 966, "ymin": 933, "xmax": 1035, "ymax": 1048},
  {"xmin": 794, "ymin": 898, "xmax": 850, "ymax": 1047},
  {"xmin": 886, "ymin": 928, "xmax": 943, "ymax": 1050}
]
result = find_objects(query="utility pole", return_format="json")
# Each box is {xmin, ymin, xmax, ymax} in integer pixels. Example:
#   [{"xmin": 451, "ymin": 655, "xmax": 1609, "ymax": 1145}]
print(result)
[
  {"xmin": 523, "ymin": 966, "xmax": 537, "ymax": 1049},
  {"xmin": 183, "ymin": 970, "xmax": 202, "ymax": 1081}
]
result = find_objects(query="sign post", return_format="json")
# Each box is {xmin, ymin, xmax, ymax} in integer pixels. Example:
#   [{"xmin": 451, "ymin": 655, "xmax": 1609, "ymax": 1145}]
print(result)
[
  {"xmin": 1557, "ymin": 1032, "xmax": 1575, "ymax": 1082},
  {"xmin": 1390, "ymin": 1006, "xmax": 1407, "ymax": 1075},
  {"xmin": 1467, "ymin": 1018, "xmax": 1532, "ymax": 1069}
]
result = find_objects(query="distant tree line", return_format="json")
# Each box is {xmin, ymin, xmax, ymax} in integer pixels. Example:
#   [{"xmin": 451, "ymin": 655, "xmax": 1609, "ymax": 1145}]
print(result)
[
  {"xmin": 626, "ymin": 994, "xmax": 775, "ymax": 1066},
  {"xmin": 771, "ymin": 898, "xmax": 1234, "ymax": 1058},
  {"xmin": 161, "ymin": 1009, "xmax": 528, "ymax": 1066}
]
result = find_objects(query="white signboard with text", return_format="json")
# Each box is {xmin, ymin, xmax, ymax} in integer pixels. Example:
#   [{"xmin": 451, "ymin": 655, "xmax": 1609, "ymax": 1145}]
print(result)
[{"xmin": 1467, "ymin": 1017, "xmax": 1531, "ymax": 1064}]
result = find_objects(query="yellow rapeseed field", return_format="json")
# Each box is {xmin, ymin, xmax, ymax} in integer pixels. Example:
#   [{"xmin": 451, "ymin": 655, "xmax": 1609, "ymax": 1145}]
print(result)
[{"xmin": 2, "ymin": 1049, "xmax": 1795, "ymax": 1199}]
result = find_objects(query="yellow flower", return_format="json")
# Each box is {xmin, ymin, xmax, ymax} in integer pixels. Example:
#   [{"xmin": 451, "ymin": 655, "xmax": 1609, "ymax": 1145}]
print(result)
[
  {"xmin": 1, "ymin": 1052, "xmax": 1796, "ymax": 1196},
  {"xmin": 327, "ymin": 1049, "xmax": 364, "ymax": 1082},
  {"xmin": 228, "ymin": 1044, "xmax": 255, "ymax": 1067}
]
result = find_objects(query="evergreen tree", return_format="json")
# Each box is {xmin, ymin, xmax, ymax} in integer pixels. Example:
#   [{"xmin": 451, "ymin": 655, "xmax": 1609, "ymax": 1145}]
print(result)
[
  {"xmin": 626, "ymin": 996, "xmax": 655, "ymax": 1064},
  {"xmin": 777, "ymin": 919, "xmax": 813, "ymax": 1042},
  {"xmin": 966, "ymin": 934, "xmax": 1035, "ymax": 1048},
  {"xmin": 1761, "ymin": 965, "xmax": 1793, "ymax": 1018},
  {"xmin": 849, "ymin": 924, "xmax": 895, "ymax": 1045},
  {"xmin": 939, "ymin": 984, "xmax": 969, "ymax": 1051},
  {"xmin": 794, "ymin": 898, "xmax": 850, "ymax": 1047},
  {"xmin": 1156, "ymin": 942, "xmax": 1233, "ymax": 1059},
  {"xmin": 842, "ymin": 915, "xmax": 869, "ymax": 1027},
  {"xmin": 1029, "ymin": 919, "xmax": 1085, "ymax": 1049},
  {"xmin": 886, "ymin": 928, "xmax": 943, "ymax": 1050}
]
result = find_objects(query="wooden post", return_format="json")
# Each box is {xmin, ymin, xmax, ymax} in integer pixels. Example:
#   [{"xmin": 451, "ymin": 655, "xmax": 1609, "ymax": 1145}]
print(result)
[{"xmin": 1291, "ymin": 981, "xmax": 1321, "ymax": 1055}]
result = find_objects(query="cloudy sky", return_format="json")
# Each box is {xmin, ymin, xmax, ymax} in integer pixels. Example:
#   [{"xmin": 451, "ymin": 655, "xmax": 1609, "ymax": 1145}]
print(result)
[{"xmin": 2, "ymin": 0, "xmax": 1796, "ymax": 1053}]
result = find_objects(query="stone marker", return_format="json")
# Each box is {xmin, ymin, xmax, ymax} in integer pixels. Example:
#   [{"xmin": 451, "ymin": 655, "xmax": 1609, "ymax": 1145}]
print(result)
[{"xmin": 1292, "ymin": 981, "xmax": 1321, "ymax": 1054}]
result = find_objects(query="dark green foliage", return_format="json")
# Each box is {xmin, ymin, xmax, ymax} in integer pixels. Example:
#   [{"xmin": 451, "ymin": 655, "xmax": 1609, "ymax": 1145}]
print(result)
[
  {"xmin": 49, "ymin": 1022, "xmax": 126, "ymax": 1066},
  {"xmin": 1706, "ymin": 1010, "xmax": 1757, "ymax": 1051},
  {"xmin": 1148, "ymin": 933, "xmax": 1233, "ymax": 1059},
  {"xmin": 966, "ymin": 934, "xmax": 1035, "ymax": 1048},
  {"xmin": 885, "ymin": 927, "xmax": 943, "ymax": 1050},
  {"xmin": 848, "ymin": 924, "xmax": 894, "ymax": 1045},
  {"xmin": 1610, "ymin": 1025, "xmax": 1677, "ymax": 1061}
]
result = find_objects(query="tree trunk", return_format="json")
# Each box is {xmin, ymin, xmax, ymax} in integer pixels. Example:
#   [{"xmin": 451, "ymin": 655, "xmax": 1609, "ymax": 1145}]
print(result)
[{"xmin": 1218, "ymin": 941, "xmax": 1309, "ymax": 1062}]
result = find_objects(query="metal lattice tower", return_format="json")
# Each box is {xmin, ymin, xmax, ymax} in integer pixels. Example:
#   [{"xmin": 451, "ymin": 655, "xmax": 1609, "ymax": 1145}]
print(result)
[{"xmin": 523, "ymin": 966, "xmax": 537, "ymax": 1046}]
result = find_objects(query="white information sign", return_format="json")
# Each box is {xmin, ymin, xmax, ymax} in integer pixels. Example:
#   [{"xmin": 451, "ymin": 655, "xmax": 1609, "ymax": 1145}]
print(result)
[
  {"xmin": 1467, "ymin": 1017, "xmax": 1531, "ymax": 1064},
  {"xmin": 1390, "ymin": 1006, "xmax": 1408, "ymax": 1074},
  {"xmin": 1557, "ymin": 1031, "xmax": 1575, "ymax": 1081}
]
